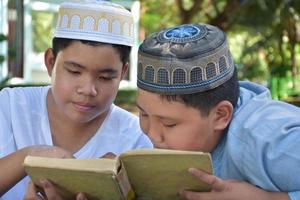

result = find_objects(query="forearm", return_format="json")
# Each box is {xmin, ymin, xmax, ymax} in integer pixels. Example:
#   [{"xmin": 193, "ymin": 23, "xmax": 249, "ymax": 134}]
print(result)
[
  {"xmin": 0, "ymin": 147, "xmax": 30, "ymax": 196},
  {"xmin": 0, "ymin": 143, "xmax": 74, "ymax": 197},
  {"xmin": 252, "ymin": 181, "xmax": 290, "ymax": 200},
  {"xmin": 263, "ymin": 191, "xmax": 290, "ymax": 200},
  {"xmin": 241, "ymin": 183, "xmax": 290, "ymax": 200},
  {"xmin": 182, "ymin": 168, "xmax": 292, "ymax": 200}
]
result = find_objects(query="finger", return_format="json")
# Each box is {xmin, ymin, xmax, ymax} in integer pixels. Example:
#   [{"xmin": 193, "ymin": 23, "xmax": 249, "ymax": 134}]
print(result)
[
  {"xmin": 188, "ymin": 168, "xmax": 226, "ymax": 191},
  {"xmin": 101, "ymin": 152, "xmax": 116, "ymax": 159},
  {"xmin": 76, "ymin": 193, "xmax": 88, "ymax": 200},
  {"xmin": 52, "ymin": 147, "xmax": 74, "ymax": 158},
  {"xmin": 40, "ymin": 179, "xmax": 62, "ymax": 200},
  {"xmin": 180, "ymin": 190, "xmax": 210, "ymax": 200},
  {"xmin": 23, "ymin": 181, "xmax": 43, "ymax": 200}
]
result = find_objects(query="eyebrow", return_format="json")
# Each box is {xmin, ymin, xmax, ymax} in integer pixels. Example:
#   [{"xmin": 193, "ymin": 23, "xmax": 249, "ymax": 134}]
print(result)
[
  {"xmin": 64, "ymin": 61, "xmax": 119, "ymax": 74},
  {"xmin": 135, "ymin": 102, "xmax": 178, "ymax": 120},
  {"xmin": 135, "ymin": 103, "xmax": 145, "ymax": 112}
]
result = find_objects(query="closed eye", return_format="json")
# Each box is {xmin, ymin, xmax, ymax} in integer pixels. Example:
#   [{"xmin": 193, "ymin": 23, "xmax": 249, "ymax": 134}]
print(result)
[
  {"xmin": 66, "ymin": 69, "xmax": 81, "ymax": 75},
  {"xmin": 140, "ymin": 113, "xmax": 148, "ymax": 117},
  {"xmin": 98, "ymin": 76, "xmax": 114, "ymax": 81},
  {"xmin": 163, "ymin": 123, "xmax": 177, "ymax": 128}
]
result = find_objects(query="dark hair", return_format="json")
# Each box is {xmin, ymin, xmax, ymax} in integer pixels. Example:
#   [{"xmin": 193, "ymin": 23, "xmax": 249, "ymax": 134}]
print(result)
[
  {"xmin": 52, "ymin": 37, "xmax": 131, "ymax": 65},
  {"xmin": 160, "ymin": 68, "xmax": 240, "ymax": 116}
]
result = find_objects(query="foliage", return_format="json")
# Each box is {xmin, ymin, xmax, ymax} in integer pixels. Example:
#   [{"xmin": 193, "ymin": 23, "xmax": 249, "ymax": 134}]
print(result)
[
  {"xmin": 140, "ymin": 0, "xmax": 241, "ymax": 36},
  {"xmin": 32, "ymin": 10, "xmax": 56, "ymax": 53},
  {"xmin": 114, "ymin": 89, "xmax": 138, "ymax": 113},
  {"xmin": 0, "ymin": 33, "xmax": 7, "ymax": 64},
  {"xmin": 0, "ymin": 33, "xmax": 7, "ymax": 85},
  {"xmin": 140, "ymin": 0, "xmax": 300, "ymax": 99},
  {"xmin": 0, "ymin": 34, "xmax": 6, "ymax": 42},
  {"xmin": 140, "ymin": 0, "xmax": 180, "ymax": 37}
]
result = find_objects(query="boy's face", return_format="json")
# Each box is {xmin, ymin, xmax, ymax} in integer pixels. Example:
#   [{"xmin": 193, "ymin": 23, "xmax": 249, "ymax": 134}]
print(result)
[
  {"xmin": 45, "ymin": 41, "xmax": 127, "ymax": 123},
  {"xmin": 136, "ymin": 89, "xmax": 225, "ymax": 152}
]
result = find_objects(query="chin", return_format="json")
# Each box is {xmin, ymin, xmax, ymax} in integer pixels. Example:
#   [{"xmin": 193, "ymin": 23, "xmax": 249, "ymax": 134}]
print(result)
[
  {"xmin": 154, "ymin": 144, "xmax": 169, "ymax": 149},
  {"xmin": 68, "ymin": 113, "xmax": 97, "ymax": 124},
  {"xmin": 72, "ymin": 117, "xmax": 93, "ymax": 124}
]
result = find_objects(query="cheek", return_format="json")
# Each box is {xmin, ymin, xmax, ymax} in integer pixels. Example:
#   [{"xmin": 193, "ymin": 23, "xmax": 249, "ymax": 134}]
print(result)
[
  {"xmin": 92, "ymin": 84, "xmax": 119, "ymax": 111},
  {"xmin": 100, "ymin": 83, "xmax": 119, "ymax": 99},
  {"xmin": 139, "ymin": 116, "xmax": 149, "ymax": 134},
  {"xmin": 54, "ymin": 82, "xmax": 73, "ymax": 100},
  {"xmin": 51, "ymin": 77, "xmax": 73, "ymax": 100},
  {"xmin": 52, "ymin": 70, "xmax": 73, "ymax": 90},
  {"xmin": 165, "ymin": 127, "xmax": 203, "ymax": 151},
  {"xmin": 99, "ymin": 79, "xmax": 121, "ymax": 93}
]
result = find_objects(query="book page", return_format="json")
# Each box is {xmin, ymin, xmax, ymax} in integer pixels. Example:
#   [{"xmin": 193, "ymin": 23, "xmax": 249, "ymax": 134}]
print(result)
[
  {"xmin": 24, "ymin": 156, "xmax": 117, "ymax": 172},
  {"xmin": 119, "ymin": 149, "xmax": 212, "ymax": 200},
  {"xmin": 120, "ymin": 148, "xmax": 210, "ymax": 156}
]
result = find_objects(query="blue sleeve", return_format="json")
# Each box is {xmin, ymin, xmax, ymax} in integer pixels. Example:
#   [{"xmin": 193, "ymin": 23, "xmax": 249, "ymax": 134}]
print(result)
[
  {"xmin": 288, "ymin": 191, "xmax": 300, "ymax": 200},
  {"xmin": 241, "ymin": 108, "xmax": 300, "ymax": 192},
  {"xmin": 228, "ymin": 99, "xmax": 300, "ymax": 193}
]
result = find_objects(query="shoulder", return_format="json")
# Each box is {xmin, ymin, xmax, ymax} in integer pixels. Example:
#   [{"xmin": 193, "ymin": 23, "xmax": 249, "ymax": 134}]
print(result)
[
  {"xmin": 225, "ymin": 96, "xmax": 300, "ymax": 191},
  {"xmin": 229, "ymin": 92, "xmax": 300, "ymax": 149},
  {"xmin": 103, "ymin": 104, "xmax": 140, "ymax": 133},
  {"xmin": 110, "ymin": 104, "xmax": 139, "ymax": 124},
  {"xmin": 0, "ymin": 86, "xmax": 49, "ymax": 100},
  {"xmin": 234, "ymin": 81, "xmax": 300, "ymax": 132},
  {"xmin": 0, "ymin": 86, "xmax": 50, "ymax": 114},
  {"xmin": 101, "ymin": 105, "xmax": 152, "ymax": 149}
]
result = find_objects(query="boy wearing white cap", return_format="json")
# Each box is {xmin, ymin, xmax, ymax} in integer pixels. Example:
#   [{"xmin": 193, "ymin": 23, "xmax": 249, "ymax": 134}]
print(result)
[
  {"xmin": 135, "ymin": 23, "xmax": 300, "ymax": 200},
  {"xmin": 0, "ymin": 1, "xmax": 152, "ymax": 199}
]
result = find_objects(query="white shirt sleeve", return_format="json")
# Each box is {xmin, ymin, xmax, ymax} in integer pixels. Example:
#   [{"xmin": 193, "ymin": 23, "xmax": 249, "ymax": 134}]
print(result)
[{"xmin": 0, "ymin": 88, "xmax": 16, "ymax": 157}]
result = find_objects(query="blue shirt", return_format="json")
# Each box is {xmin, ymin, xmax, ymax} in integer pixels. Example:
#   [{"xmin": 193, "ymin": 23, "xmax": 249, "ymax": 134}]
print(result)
[{"xmin": 212, "ymin": 81, "xmax": 300, "ymax": 200}]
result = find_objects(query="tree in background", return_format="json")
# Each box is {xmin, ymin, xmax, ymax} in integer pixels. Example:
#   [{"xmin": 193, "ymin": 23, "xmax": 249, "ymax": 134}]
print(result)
[
  {"xmin": 140, "ymin": 0, "xmax": 244, "ymax": 36},
  {"xmin": 233, "ymin": 0, "xmax": 300, "ymax": 92},
  {"xmin": 140, "ymin": 0, "xmax": 300, "ymax": 99},
  {"xmin": 32, "ymin": 11, "xmax": 56, "ymax": 53}
]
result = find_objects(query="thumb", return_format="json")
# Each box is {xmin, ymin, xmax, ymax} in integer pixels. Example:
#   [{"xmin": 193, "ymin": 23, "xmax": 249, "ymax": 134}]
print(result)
[
  {"xmin": 188, "ymin": 168, "xmax": 226, "ymax": 192},
  {"xmin": 76, "ymin": 193, "xmax": 88, "ymax": 200},
  {"xmin": 101, "ymin": 152, "xmax": 116, "ymax": 159}
]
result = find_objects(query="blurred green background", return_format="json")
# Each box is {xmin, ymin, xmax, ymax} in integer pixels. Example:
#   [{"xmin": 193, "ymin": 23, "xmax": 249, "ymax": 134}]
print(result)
[
  {"xmin": 1, "ymin": 0, "xmax": 300, "ymax": 109},
  {"xmin": 140, "ymin": 0, "xmax": 300, "ymax": 102}
]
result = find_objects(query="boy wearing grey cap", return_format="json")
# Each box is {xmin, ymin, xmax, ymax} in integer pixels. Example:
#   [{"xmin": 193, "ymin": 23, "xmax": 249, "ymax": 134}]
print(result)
[
  {"xmin": 135, "ymin": 23, "xmax": 300, "ymax": 200},
  {"xmin": 0, "ymin": 1, "xmax": 152, "ymax": 199}
]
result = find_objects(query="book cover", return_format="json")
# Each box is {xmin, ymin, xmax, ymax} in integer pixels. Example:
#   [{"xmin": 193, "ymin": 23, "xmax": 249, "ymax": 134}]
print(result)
[
  {"xmin": 24, "ymin": 148, "xmax": 213, "ymax": 200},
  {"xmin": 24, "ymin": 157, "xmax": 132, "ymax": 200}
]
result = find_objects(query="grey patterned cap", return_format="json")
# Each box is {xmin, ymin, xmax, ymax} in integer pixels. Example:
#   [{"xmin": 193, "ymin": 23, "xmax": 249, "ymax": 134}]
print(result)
[{"xmin": 137, "ymin": 23, "xmax": 235, "ymax": 94}]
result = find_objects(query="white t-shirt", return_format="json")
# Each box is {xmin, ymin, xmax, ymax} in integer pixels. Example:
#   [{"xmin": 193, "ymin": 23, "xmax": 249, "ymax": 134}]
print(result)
[{"xmin": 0, "ymin": 86, "xmax": 152, "ymax": 200}]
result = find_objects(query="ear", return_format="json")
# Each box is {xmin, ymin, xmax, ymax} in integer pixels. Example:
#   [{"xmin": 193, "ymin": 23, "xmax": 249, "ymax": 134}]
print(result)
[
  {"xmin": 211, "ymin": 100, "xmax": 233, "ymax": 131},
  {"xmin": 44, "ymin": 48, "xmax": 55, "ymax": 77},
  {"xmin": 120, "ymin": 63, "xmax": 129, "ymax": 80}
]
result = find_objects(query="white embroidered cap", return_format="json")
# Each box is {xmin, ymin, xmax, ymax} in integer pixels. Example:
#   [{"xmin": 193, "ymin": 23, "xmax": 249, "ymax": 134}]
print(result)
[{"xmin": 54, "ymin": 0, "xmax": 134, "ymax": 47}]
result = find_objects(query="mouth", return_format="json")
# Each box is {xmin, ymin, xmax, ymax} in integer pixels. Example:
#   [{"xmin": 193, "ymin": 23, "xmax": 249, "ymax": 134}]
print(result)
[
  {"xmin": 73, "ymin": 102, "xmax": 95, "ymax": 111},
  {"xmin": 154, "ymin": 143, "xmax": 168, "ymax": 149}
]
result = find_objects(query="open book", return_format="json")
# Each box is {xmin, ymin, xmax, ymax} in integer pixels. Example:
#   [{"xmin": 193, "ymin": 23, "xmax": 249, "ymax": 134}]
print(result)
[{"xmin": 24, "ymin": 148, "xmax": 213, "ymax": 200}]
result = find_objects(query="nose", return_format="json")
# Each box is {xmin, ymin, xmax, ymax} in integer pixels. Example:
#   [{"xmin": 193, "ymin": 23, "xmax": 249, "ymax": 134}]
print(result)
[
  {"xmin": 147, "ymin": 123, "xmax": 163, "ymax": 144},
  {"xmin": 77, "ymin": 78, "xmax": 98, "ymax": 97}
]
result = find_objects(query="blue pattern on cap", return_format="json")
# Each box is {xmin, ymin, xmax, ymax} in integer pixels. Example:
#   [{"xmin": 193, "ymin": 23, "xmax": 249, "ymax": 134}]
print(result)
[
  {"xmin": 158, "ymin": 24, "xmax": 207, "ymax": 44},
  {"xmin": 165, "ymin": 25, "xmax": 199, "ymax": 39}
]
